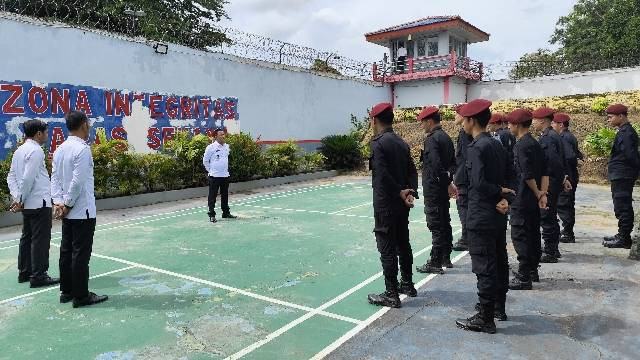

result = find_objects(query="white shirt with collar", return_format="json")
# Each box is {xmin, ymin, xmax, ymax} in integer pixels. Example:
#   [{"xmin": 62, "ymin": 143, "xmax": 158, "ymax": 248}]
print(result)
[
  {"xmin": 6, "ymin": 139, "xmax": 52, "ymax": 209},
  {"xmin": 51, "ymin": 135, "xmax": 96, "ymax": 219},
  {"xmin": 203, "ymin": 141, "xmax": 230, "ymax": 178}
]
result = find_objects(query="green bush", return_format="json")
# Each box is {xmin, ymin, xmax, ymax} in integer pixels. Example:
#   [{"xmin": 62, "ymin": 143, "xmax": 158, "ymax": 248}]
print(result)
[
  {"xmin": 142, "ymin": 153, "xmax": 181, "ymax": 191},
  {"xmin": 591, "ymin": 97, "xmax": 610, "ymax": 114},
  {"xmin": 0, "ymin": 153, "xmax": 13, "ymax": 212},
  {"xmin": 226, "ymin": 133, "xmax": 263, "ymax": 182},
  {"xmin": 440, "ymin": 107, "xmax": 455, "ymax": 121},
  {"xmin": 92, "ymin": 140, "xmax": 146, "ymax": 196},
  {"xmin": 164, "ymin": 132, "xmax": 210, "ymax": 187},
  {"xmin": 263, "ymin": 141, "xmax": 302, "ymax": 178},
  {"xmin": 584, "ymin": 127, "xmax": 616, "ymax": 157},
  {"xmin": 319, "ymin": 134, "xmax": 363, "ymax": 170},
  {"xmin": 299, "ymin": 152, "xmax": 326, "ymax": 173}
]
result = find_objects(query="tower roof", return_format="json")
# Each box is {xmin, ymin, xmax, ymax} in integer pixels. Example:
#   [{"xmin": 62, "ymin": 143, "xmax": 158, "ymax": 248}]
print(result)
[{"xmin": 365, "ymin": 16, "xmax": 490, "ymax": 45}]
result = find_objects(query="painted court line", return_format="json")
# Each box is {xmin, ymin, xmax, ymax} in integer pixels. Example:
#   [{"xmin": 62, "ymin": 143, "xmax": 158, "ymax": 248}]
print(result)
[
  {"xmin": 310, "ymin": 250, "xmax": 470, "ymax": 360},
  {"xmin": 227, "ymin": 230, "xmax": 462, "ymax": 359},
  {"xmin": 47, "ymin": 243, "xmax": 360, "ymax": 325},
  {"xmin": 329, "ymin": 202, "xmax": 372, "ymax": 215},
  {"xmin": 0, "ymin": 266, "xmax": 137, "ymax": 306}
]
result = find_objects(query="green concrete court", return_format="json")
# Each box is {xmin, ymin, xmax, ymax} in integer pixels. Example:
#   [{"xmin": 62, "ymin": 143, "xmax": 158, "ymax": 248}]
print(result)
[{"xmin": 0, "ymin": 180, "xmax": 462, "ymax": 360}]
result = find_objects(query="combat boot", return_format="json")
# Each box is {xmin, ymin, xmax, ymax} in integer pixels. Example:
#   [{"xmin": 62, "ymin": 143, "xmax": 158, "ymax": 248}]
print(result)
[
  {"xmin": 560, "ymin": 232, "xmax": 575, "ymax": 243},
  {"xmin": 540, "ymin": 253, "xmax": 558, "ymax": 263},
  {"xmin": 603, "ymin": 235, "xmax": 616, "ymax": 245},
  {"xmin": 555, "ymin": 249, "xmax": 562, "ymax": 258},
  {"xmin": 603, "ymin": 234, "xmax": 632, "ymax": 249},
  {"xmin": 509, "ymin": 273, "xmax": 532, "ymax": 290},
  {"xmin": 442, "ymin": 253, "xmax": 454, "ymax": 269},
  {"xmin": 457, "ymin": 303, "xmax": 496, "ymax": 334},
  {"xmin": 530, "ymin": 269, "xmax": 540, "ymax": 282},
  {"xmin": 452, "ymin": 239, "xmax": 468, "ymax": 251},
  {"xmin": 416, "ymin": 261, "xmax": 444, "ymax": 274},
  {"xmin": 474, "ymin": 302, "xmax": 507, "ymax": 321},
  {"xmin": 398, "ymin": 280, "xmax": 417, "ymax": 297},
  {"xmin": 367, "ymin": 291, "xmax": 401, "ymax": 308}
]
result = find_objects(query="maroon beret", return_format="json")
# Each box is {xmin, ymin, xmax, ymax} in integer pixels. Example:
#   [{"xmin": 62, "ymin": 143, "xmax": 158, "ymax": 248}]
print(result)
[
  {"xmin": 459, "ymin": 99, "xmax": 492, "ymax": 117},
  {"xmin": 553, "ymin": 113, "xmax": 570, "ymax": 124},
  {"xmin": 606, "ymin": 103, "xmax": 628, "ymax": 115},
  {"xmin": 454, "ymin": 103, "xmax": 467, "ymax": 115},
  {"xmin": 417, "ymin": 106, "xmax": 439, "ymax": 121},
  {"xmin": 370, "ymin": 103, "xmax": 393, "ymax": 118},
  {"xmin": 489, "ymin": 113, "xmax": 504, "ymax": 124},
  {"xmin": 532, "ymin": 107, "xmax": 555, "ymax": 119},
  {"xmin": 506, "ymin": 108, "xmax": 533, "ymax": 124}
]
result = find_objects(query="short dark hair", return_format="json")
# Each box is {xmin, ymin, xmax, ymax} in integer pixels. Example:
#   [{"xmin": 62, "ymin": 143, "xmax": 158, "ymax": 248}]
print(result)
[
  {"xmin": 522, "ymin": 119, "xmax": 533, "ymax": 127},
  {"xmin": 428, "ymin": 113, "xmax": 441, "ymax": 123},
  {"xmin": 65, "ymin": 111, "xmax": 88, "ymax": 131},
  {"xmin": 471, "ymin": 109, "xmax": 491, "ymax": 128},
  {"xmin": 376, "ymin": 107, "xmax": 394, "ymax": 125},
  {"xmin": 23, "ymin": 119, "xmax": 48, "ymax": 137}
]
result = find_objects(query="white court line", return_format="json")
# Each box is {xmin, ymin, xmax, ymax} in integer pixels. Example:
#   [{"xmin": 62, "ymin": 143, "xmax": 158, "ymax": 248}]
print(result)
[
  {"xmin": 47, "ymin": 243, "xmax": 360, "ymax": 325},
  {"xmin": 310, "ymin": 250, "xmax": 470, "ymax": 360},
  {"xmin": 329, "ymin": 202, "xmax": 372, "ymax": 215},
  {"xmin": 0, "ymin": 266, "xmax": 137, "ymax": 306},
  {"xmin": 0, "ymin": 244, "xmax": 19, "ymax": 251},
  {"xmin": 227, "ymin": 230, "xmax": 462, "ymax": 359}
]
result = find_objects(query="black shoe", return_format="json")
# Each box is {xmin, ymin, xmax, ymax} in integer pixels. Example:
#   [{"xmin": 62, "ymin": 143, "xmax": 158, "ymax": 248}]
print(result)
[
  {"xmin": 603, "ymin": 235, "xmax": 616, "ymax": 245},
  {"xmin": 18, "ymin": 273, "xmax": 31, "ymax": 283},
  {"xmin": 60, "ymin": 293, "xmax": 73, "ymax": 303},
  {"xmin": 560, "ymin": 233, "xmax": 575, "ymax": 243},
  {"xmin": 540, "ymin": 254, "xmax": 558, "ymax": 263},
  {"xmin": 416, "ymin": 261, "xmax": 444, "ymax": 274},
  {"xmin": 452, "ymin": 241, "xmax": 468, "ymax": 251},
  {"xmin": 603, "ymin": 234, "xmax": 632, "ymax": 249},
  {"xmin": 530, "ymin": 270, "xmax": 540, "ymax": 282},
  {"xmin": 30, "ymin": 275, "xmax": 60, "ymax": 288},
  {"xmin": 73, "ymin": 292, "xmax": 108, "ymax": 308},
  {"xmin": 442, "ymin": 255, "xmax": 454, "ymax": 269},
  {"xmin": 209, "ymin": 216, "xmax": 217, "ymax": 223},
  {"xmin": 509, "ymin": 276, "xmax": 532, "ymax": 290},
  {"xmin": 456, "ymin": 307, "xmax": 496, "ymax": 334},
  {"xmin": 398, "ymin": 281, "xmax": 417, "ymax": 297},
  {"xmin": 555, "ymin": 249, "xmax": 562, "ymax": 258},
  {"xmin": 367, "ymin": 291, "xmax": 401, "ymax": 308},
  {"xmin": 474, "ymin": 303, "xmax": 507, "ymax": 321},
  {"xmin": 222, "ymin": 213, "xmax": 237, "ymax": 219}
]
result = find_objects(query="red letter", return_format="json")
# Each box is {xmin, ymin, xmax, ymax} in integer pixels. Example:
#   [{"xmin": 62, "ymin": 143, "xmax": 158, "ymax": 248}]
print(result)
[
  {"xmin": 180, "ymin": 97, "xmax": 192, "ymax": 119},
  {"xmin": 147, "ymin": 127, "xmax": 161, "ymax": 150},
  {"xmin": 193, "ymin": 127, "xmax": 202, "ymax": 135},
  {"xmin": 51, "ymin": 88, "xmax": 70, "ymax": 115},
  {"xmin": 104, "ymin": 91, "xmax": 113, "ymax": 116},
  {"xmin": 111, "ymin": 127, "xmax": 127, "ymax": 140},
  {"xmin": 94, "ymin": 127, "xmax": 104, "ymax": 144},
  {"xmin": 133, "ymin": 93, "xmax": 145, "ymax": 102},
  {"xmin": 213, "ymin": 99, "xmax": 224, "ymax": 119},
  {"xmin": 50, "ymin": 126, "xmax": 65, "ymax": 153},
  {"xmin": 28, "ymin": 86, "xmax": 49, "ymax": 114},
  {"xmin": 205, "ymin": 128, "xmax": 216, "ymax": 137},
  {"xmin": 165, "ymin": 97, "xmax": 178, "ymax": 119},
  {"xmin": 224, "ymin": 98, "xmax": 237, "ymax": 120},
  {"xmin": 1, "ymin": 84, "xmax": 25, "ymax": 115},
  {"xmin": 162, "ymin": 127, "xmax": 176, "ymax": 145},
  {"xmin": 114, "ymin": 92, "xmax": 131, "ymax": 116},
  {"xmin": 75, "ymin": 90, "xmax": 93, "ymax": 115},
  {"xmin": 200, "ymin": 98, "xmax": 212, "ymax": 119},
  {"xmin": 149, "ymin": 95, "xmax": 163, "ymax": 118}
]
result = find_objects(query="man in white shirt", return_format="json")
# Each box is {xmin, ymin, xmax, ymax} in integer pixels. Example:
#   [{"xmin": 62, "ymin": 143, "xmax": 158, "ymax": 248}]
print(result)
[
  {"xmin": 6, "ymin": 119, "xmax": 59, "ymax": 288},
  {"xmin": 397, "ymin": 43, "xmax": 407, "ymax": 73},
  {"xmin": 202, "ymin": 128, "xmax": 236, "ymax": 223},
  {"xmin": 51, "ymin": 111, "xmax": 107, "ymax": 308}
]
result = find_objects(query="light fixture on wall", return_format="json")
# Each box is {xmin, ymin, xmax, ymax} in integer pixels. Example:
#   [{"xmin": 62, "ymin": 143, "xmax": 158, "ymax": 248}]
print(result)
[{"xmin": 153, "ymin": 43, "xmax": 168, "ymax": 54}]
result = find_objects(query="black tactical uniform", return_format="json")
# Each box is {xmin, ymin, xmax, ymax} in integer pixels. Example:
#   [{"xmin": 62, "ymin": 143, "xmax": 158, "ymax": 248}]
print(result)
[
  {"xmin": 557, "ymin": 129, "xmax": 583, "ymax": 242},
  {"xmin": 510, "ymin": 133, "xmax": 548, "ymax": 288},
  {"xmin": 497, "ymin": 127, "xmax": 518, "ymax": 190},
  {"xmin": 417, "ymin": 125, "xmax": 456, "ymax": 273},
  {"xmin": 369, "ymin": 127, "xmax": 419, "ymax": 306},
  {"xmin": 452, "ymin": 128, "xmax": 473, "ymax": 251},
  {"xmin": 605, "ymin": 122, "xmax": 640, "ymax": 247},
  {"xmin": 539, "ymin": 127, "xmax": 568, "ymax": 261}
]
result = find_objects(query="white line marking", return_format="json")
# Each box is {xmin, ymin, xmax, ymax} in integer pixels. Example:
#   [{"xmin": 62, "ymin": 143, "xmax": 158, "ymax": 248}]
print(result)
[
  {"xmin": 0, "ymin": 266, "xmax": 137, "ymax": 306},
  {"xmin": 0, "ymin": 244, "xmax": 19, "ymax": 251},
  {"xmin": 329, "ymin": 202, "xmax": 372, "ymax": 215},
  {"xmin": 47, "ymin": 243, "xmax": 359, "ymax": 325},
  {"xmin": 227, "ymin": 230, "xmax": 462, "ymax": 359},
  {"xmin": 310, "ymin": 250, "xmax": 469, "ymax": 360}
]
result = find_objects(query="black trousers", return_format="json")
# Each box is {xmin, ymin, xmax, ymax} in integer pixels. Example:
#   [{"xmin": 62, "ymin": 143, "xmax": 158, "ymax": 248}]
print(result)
[
  {"xmin": 557, "ymin": 178, "xmax": 578, "ymax": 236},
  {"xmin": 425, "ymin": 196, "xmax": 453, "ymax": 263},
  {"xmin": 510, "ymin": 210, "xmax": 541, "ymax": 280},
  {"xmin": 456, "ymin": 187, "xmax": 468, "ymax": 246},
  {"xmin": 468, "ymin": 228, "xmax": 509, "ymax": 306},
  {"xmin": 18, "ymin": 204, "xmax": 52, "ymax": 279},
  {"xmin": 59, "ymin": 218, "xmax": 96, "ymax": 299},
  {"xmin": 374, "ymin": 210, "xmax": 413, "ymax": 293},
  {"xmin": 208, "ymin": 176, "xmax": 230, "ymax": 217},
  {"xmin": 541, "ymin": 183, "xmax": 561, "ymax": 255},
  {"xmin": 611, "ymin": 179, "xmax": 636, "ymax": 237}
]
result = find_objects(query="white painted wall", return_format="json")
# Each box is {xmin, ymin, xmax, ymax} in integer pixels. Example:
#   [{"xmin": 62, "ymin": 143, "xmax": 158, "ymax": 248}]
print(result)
[
  {"xmin": 394, "ymin": 79, "xmax": 444, "ymax": 108},
  {"xmin": 449, "ymin": 77, "xmax": 467, "ymax": 104},
  {"xmin": 437, "ymin": 32, "xmax": 450, "ymax": 56},
  {"xmin": 0, "ymin": 15, "xmax": 389, "ymax": 144},
  {"xmin": 469, "ymin": 66, "xmax": 640, "ymax": 101}
]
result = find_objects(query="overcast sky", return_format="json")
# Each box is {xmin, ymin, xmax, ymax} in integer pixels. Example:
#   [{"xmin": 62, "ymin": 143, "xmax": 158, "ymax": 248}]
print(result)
[{"xmin": 220, "ymin": 0, "xmax": 577, "ymax": 65}]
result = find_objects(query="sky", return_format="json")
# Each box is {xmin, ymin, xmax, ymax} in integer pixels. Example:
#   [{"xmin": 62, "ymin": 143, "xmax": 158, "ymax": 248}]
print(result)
[{"xmin": 219, "ymin": 0, "xmax": 578, "ymax": 67}]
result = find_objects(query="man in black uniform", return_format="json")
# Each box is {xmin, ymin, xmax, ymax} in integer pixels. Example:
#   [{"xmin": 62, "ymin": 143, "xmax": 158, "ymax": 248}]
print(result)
[
  {"xmin": 553, "ymin": 113, "xmax": 584, "ymax": 243},
  {"xmin": 452, "ymin": 104, "xmax": 472, "ymax": 252},
  {"xmin": 367, "ymin": 103, "xmax": 420, "ymax": 308},
  {"xmin": 415, "ymin": 107, "xmax": 456, "ymax": 274},
  {"xmin": 506, "ymin": 109, "xmax": 550, "ymax": 290},
  {"xmin": 455, "ymin": 99, "xmax": 513, "ymax": 334},
  {"xmin": 532, "ymin": 107, "xmax": 572, "ymax": 263},
  {"xmin": 603, "ymin": 104, "xmax": 640, "ymax": 249},
  {"xmin": 496, "ymin": 114, "xmax": 518, "ymax": 191}
]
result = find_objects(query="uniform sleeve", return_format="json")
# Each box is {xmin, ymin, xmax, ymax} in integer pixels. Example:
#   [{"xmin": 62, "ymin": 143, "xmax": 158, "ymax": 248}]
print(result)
[
  {"xmin": 19, "ymin": 148, "xmax": 44, "ymax": 203},
  {"xmin": 467, "ymin": 145, "xmax": 501, "ymax": 200},
  {"xmin": 624, "ymin": 130, "xmax": 640, "ymax": 170},
  {"xmin": 202, "ymin": 145, "xmax": 213, "ymax": 173},
  {"xmin": 371, "ymin": 141, "xmax": 402, "ymax": 197},
  {"xmin": 63, "ymin": 147, "xmax": 91, "ymax": 207},
  {"xmin": 427, "ymin": 137, "xmax": 448, "ymax": 186},
  {"xmin": 447, "ymin": 141, "xmax": 457, "ymax": 183},
  {"xmin": 406, "ymin": 146, "xmax": 419, "ymax": 199},
  {"xmin": 6, "ymin": 154, "xmax": 20, "ymax": 203},
  {"xmin": 50, "ymin": 152, "xmax": 63, "ymax": 205},
  {"xmin": 519, "ymin": 143, "xmax": 535, "ymax": 181}
]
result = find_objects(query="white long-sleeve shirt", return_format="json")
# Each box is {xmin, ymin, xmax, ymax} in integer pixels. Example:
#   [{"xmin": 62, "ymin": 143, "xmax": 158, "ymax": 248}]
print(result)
[
  {"xmin": 203, "ymin": 141, "xmax": 230, "ymax": 178},
  {"xmin": 51, "ymin": 136, "xmax": 96, "ymax": 219},
  {"xmin": 6, "ymin": 139, "xmax": 52, "ymax": 209}
]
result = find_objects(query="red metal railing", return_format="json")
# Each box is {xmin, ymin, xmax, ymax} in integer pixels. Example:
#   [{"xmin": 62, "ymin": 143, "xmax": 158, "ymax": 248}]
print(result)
[{"xmin": 372, "ymin": 52, "xmax": 483, "ymax": 83}]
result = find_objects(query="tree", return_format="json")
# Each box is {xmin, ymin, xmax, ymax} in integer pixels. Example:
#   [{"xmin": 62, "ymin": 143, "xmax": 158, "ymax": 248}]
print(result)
[
  {"xmin": 508, "ymin": 49, "xmax": 564, "ymax": 80},
  {"xmin": 1, "ymin": 0, "xmax": 230, "ymax": 50}
]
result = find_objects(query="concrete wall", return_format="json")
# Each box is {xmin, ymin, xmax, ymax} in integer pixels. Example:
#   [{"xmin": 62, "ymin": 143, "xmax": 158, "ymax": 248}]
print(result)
[
  {"xmin": 0, "ymin": 14, "xmax": 389, "ymax": 152},
  {"xmin": 449, "ymin": 77, "xmax": 468, "ymax": 104},
  {"xmin": 469, "ymin": 66, "xmax": 640, "ymax": 101},
  {"xmin": 394, "ymin": 78, "xmax": 444, "ymax": 108}
]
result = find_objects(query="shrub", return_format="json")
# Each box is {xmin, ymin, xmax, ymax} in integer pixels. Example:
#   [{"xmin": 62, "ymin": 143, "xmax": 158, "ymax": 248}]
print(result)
[
  {"xmin": 142, "ymin": 153, "xmax": 181, "ymax": 191},
  {"xmin": 591, "ymin": 97, "xmax": 610, "ymax": 114},
  {"xmin": 319, "ymin": 134, "xmax": 363, "ymax": 170},
  {"xmin": 0, "ymin": 153, "xmax": 13, "ymax": 212},
  {"xmin": 164, "ymin": 131, "xmax": 210, "ymax": 187},
  {"xmin": 440, "ymin": 107, "xmax": 455, "ymax": 121},
  {"xmin": 92, "ymin": 140, "xmax": 145, "ymax": 196},
  {"xmin": 226, "ymin": 133, "xmax": 263, "ymax": 182},
  {"xmin": 263, "ymin": 141, "xmax": 302, "ymax": 178},
  {"xmin": 584, "ymin": 127, "xmax": 616, "ymax": 157},
  {"xmin": 299, "ymin": 152, "xmax": 326, "ymax": 173}
]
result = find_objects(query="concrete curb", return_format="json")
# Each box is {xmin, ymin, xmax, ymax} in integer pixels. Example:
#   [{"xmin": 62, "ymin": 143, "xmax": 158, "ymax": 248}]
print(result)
[{"xmin": 0, "ymin": 170, "xmax": 338, "ymax": 228}]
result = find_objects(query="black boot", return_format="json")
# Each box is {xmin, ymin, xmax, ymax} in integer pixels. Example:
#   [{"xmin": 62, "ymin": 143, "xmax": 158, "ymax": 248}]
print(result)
[
  {"xmin": 398, "ymin": 280, "xmax": 417, "ymax": 297},
  {"xmin": 60, "ymin": 293, "xmax": 73, "ymax": 304},
  {"xmin": 603, "ymin": 235, "xmax": 616, "ymax": 245},
  {"xmin": 509, "ymin": 273, "xmax": 532, "ymax": 290},
  {"xmin": 442, "ymin": 253, "xmax": 454, "ymax": 269},
  {"xmin": 530, "ymin": 269, "xmax": 540, "ymax": 282},
  {"xmin": 209, "ymin": 216, "xmax": 217, "ymax": 223},
  {"xmin": 416, "ymin": 261, "xmax": 444, "ymax": 274},
  {"xmin": 540, "ymin": 253, "xmax": 558, "ymax": 263},
  {"xmin": 555, "ymin": 249, "xmax": 562, "ymax": 258},
  {"xmin": 474, "ymin": 302, "xmax": 507, "ymax": 321},
  {"xmin": 367, "ymin": 291, "xmax": 401, "ymax": 308},
  {"xmin": 457, "ymin": 304, "xmax": 496, "ymax": 334},
  {"xmin": 603, "ymin": 234, "xmax": 632, "ymax": 249},
  {"xmin": 222, "ymin": 213, "xmax": 237, "ymax": 219},
  {"xmin": 560, "ymin": 232, "xmax": 575, "ymax": 243},
  {"xmin": 452, "ymin": 240, "xmax": 468, "ymax": 251},
  {"xmin": 18, "ymin": 272, "xmax": 31, "ymax": 284}
]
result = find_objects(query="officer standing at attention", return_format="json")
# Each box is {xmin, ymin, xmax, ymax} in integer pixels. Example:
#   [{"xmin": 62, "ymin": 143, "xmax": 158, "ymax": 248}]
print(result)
[
  {"xmin": 603, "ymin": 104, "xmax": 640, "ymax": 249},
  {"xmin": 532, "ymin": 107, "xmax": 572, "ymax": 263},
  {"xmin": 552, "ymin": 113, "xmax": 583, "ymax": 243},
  {"xmin": 6, "ymin": 120, "xmax": 59, "ymax": 288},
  {"xmin": 415, "ymin": 107, "xmax": 456, "ymax": 274},
  {"xmin": 203, "ymin": 128, "xmax": 237, "ymax": 223},
  {"xmin": 455, "ymin": 99, "xmax": 513, "ymax": 333},
  {"xmin": 452, "ymin": 104, "xmax": 472, "ymax": 252},
  {"xmin": 367, "ymin": 103, "xmax": 419, "ymax": 308},
  {"xmin": 506, "ymin": 109, "xmax": 549, "ymax": 290},
  {"xmin": 496, "ymin": 114, "xmax": 518, "ymax": 191},
  {"xmin": 488, "ymin": 113, "xmax": 503, "ymax": 142}
]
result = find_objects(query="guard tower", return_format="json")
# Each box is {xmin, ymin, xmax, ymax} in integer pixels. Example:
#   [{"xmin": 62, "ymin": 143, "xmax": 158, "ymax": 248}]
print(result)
[{"xmin": 365, "ymin": 16, "xmax": 489, "ymax": 107}]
